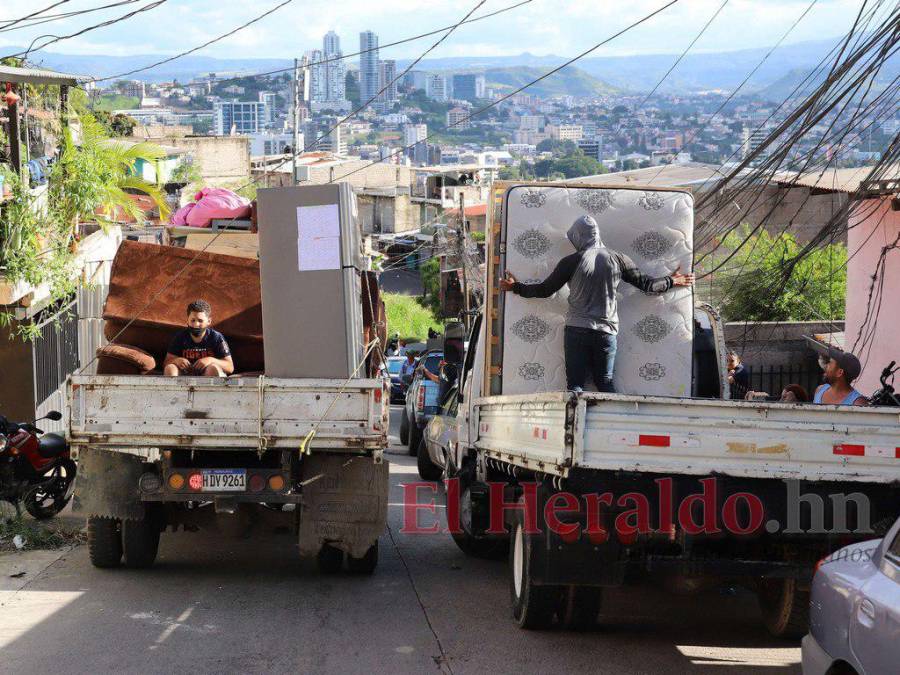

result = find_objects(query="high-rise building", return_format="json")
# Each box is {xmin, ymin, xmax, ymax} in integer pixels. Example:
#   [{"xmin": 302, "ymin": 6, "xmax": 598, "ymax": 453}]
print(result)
[
  {"xmin": 214, "ymin": 100, "xmax": 266, "ymax": 135},
  {"xmin": 426, "ymin": 74, "xmax": 449, "ymax": 102},
  {"xmin": 446, "ymin": 107, "xmax": 471, "ymax": 131},
  {"xmin": 320, "ymin": 31, "xmax": 349, "ymax": 111},
  {"xmin": 377, "ymin": 59, "xmax": 398, "ymax": 112},
  {"xmin": 404, "ymin": 123, "xmax": 428, "ymax": 164},
  {"xmin": 451, "ymin": 74, "xmax": 485, "ymax": 102},
  {"xmin": 258, "ymin": 91, "xmax": 277, "ymax": 127},
  {"xmin": 359, "ymin": 31, "xmax": 380, "ymax": 106}
]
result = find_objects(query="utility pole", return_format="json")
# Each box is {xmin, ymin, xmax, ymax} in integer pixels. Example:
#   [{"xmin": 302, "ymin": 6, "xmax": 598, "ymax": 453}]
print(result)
[
  {"xmin": 457, "ymin": 193, "xmax": 470, "ymax": 331},
  {"xmin": 292, "ymin": 57, "xmax": 300, "ymax": 186}
]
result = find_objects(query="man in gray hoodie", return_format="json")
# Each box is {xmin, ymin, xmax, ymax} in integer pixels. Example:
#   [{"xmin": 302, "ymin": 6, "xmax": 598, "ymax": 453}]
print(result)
[{"xmin": 500, "ymin": 215, "xmax": 693, "ymax": 392}]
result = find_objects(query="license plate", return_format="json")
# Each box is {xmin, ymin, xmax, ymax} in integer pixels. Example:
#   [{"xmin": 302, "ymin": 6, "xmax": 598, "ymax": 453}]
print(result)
[{"xmin": 201, "ymin": 469, "xmax": 246, "ymax": 492}]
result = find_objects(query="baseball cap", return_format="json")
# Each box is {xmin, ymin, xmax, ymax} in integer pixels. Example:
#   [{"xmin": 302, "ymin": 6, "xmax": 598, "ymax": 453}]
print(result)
[{"xmin": 827, "ymin": 347, "xmax": 862, "ymax": 382}]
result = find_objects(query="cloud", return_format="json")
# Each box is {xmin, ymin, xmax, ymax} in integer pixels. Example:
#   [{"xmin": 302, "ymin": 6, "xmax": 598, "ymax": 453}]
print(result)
[{"xmin": 0, "ymin": 0, "xmax": 865, "ymax": 61}]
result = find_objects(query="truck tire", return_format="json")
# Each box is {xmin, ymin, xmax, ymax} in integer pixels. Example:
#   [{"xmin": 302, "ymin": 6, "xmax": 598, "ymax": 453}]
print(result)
[
  {"xmin": 317, "ymin": 543, "xmax": 344, "ymax": 574},
  {"xmin": 399, "ymin": 410, "xmax": 409, "ymax": 446},
  {"xmin": 451, "ymin": 529, "xmax": 508, "ymax": 560},
  {"xmin": 347, "ymin": 542, "xmax": 378, "ymax": 574},
  {"xmin": 509, "ymin": 503, "xmax": 561, "ymax": 629},
  {"xmin": 122, "ymin": 517, "xmax": 160, "ymax": 568},
  {"xmin": 558, "ymin": 585, "xmax": 603, "ymax": 631},
  {"xmin": 757, "ymin": 578, "xmax": 810, "ymax": 639},
  {"xmin": 87, "ymin": 516, "xmax": 122, "ymax": 568},
  {"xmin": 408, "ymin": 421, "xmax": 422, "ymax": 457},
  {"xmin": 417, "ymin": 438, "xmax": 443, "ymax": 481}
]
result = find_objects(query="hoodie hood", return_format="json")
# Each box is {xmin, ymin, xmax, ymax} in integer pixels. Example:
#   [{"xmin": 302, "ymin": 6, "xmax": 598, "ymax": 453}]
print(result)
[{"xmin": 567, "ymin": 215, "xmax": 602, "ymax": 251}]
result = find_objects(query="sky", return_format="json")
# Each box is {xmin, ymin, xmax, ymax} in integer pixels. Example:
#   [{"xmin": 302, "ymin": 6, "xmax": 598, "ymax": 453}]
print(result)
[{"xmin": 0, "ymin": 0, "xmax": 869, "ymax": 61}]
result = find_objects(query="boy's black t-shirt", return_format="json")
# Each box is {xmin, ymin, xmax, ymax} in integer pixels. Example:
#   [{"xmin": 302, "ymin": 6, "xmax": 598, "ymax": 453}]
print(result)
[{"xmin": 168, "ymin": 328, "xmax": 231, "ymax": 363}]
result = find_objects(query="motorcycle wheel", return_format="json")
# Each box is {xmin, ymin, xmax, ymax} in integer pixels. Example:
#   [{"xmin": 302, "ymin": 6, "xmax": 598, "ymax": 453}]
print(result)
[{"xmin": 24, "ymin": 459, "xmax": 76, "ymax": 520}]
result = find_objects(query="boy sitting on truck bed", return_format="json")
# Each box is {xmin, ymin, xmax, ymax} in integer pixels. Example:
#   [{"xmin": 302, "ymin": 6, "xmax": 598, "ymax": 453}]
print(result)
[{"xmin": 163, "ymin": 299, "xmax": 235, "ymax": 377}]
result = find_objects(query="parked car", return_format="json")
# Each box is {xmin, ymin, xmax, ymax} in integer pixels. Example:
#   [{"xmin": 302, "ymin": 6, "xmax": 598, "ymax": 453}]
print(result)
[
  {"xmin": 385, "ymin": 356, "xmax": 408, "ymax": 404},
  {"xmin": 400, "ymin": 350, "xmax": 442, "ymax": 457},
  {"xmin": 802, "ymin": 515, "xmax": 900, "ymax": 674},
  {"xmin": 418, "ymin": 385, "xmax": 458, "ymax": 481}
]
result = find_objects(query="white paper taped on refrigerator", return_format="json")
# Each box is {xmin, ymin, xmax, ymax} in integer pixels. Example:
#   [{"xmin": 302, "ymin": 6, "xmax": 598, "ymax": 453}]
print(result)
[
  {"xmin": 297, "ymin": 204, "xmax": 341, "ymax": 271},
  {"xmin": 501, "ymin": 184, "xmax": 694, "ymax": 397}
]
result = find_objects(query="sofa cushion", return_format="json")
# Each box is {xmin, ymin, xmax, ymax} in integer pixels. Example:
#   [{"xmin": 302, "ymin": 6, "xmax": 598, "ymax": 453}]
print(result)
[{"xmin": 96, "ymin": 344, "xmax": 156, "ymax": 375}]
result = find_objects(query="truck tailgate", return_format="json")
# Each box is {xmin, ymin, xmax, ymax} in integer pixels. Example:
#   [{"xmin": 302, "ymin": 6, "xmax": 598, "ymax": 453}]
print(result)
[
  {"xmin": 475, "ymin": 393, "xmax": 900, "ymax": 484},
  {"xmin": 69, "ymin": 374, "xmax": 386, "ymax": 450}
]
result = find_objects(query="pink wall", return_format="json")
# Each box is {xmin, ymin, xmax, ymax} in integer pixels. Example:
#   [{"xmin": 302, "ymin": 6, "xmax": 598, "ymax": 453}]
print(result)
[{"xmin": 845, "ymin": 197, "xmax": 900, "ymax": 394}]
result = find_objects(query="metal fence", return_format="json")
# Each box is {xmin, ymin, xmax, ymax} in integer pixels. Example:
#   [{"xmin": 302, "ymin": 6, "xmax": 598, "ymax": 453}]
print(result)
[
  {"xmin": 32, "ymin": 300, "xmax": 80, "ymax": 408},
  {"xmin": 746, "ymin": 364, "xmax": 821, "ymax": 401}
]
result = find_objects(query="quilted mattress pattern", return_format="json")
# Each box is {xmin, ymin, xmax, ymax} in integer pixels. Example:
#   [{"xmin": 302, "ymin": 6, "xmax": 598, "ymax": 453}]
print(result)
[{"xmin": 501, "ymin": 185, "xmax": 694, "ymax": 397}]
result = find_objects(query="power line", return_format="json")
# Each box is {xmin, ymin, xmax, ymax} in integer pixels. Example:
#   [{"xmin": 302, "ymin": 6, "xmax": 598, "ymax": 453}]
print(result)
[
  {"xmin": 0, "ymin": 1, "xmax": 69, "ymax": 29},
  {"xmin": 85, "ymin": 0, "xmax": 294, "ymax": 83},
  {"xmin": 638, "ymin": 0, "xmax": 730, "ymax": 108},
  {"xmin": 2, "ymin": 0, "xmax": 169, "ymax": 60},
  {"xmin": 325, "ymin": 0, "xmax": 683, "ymax": 186},
  {"xmin": 89, "ymin": 0, "xmax": 533, "ymax": 85},
  {"xmin": 304, "ymin": 0, "xmax": 487, "ymax": 155},
  {"xmin": 0, "ymin": 1, "xmax": 144, "ymax": 35}
]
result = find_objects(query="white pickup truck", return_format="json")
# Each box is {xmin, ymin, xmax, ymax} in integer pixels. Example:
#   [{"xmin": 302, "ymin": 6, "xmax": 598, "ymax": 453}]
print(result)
[
  {"xmin": 70, "ymin": 374, "xmax": 389, "ymax": 572},
  {"xmin": 442, "ymin": 182, "xmax": 899, "ymax": 636}
]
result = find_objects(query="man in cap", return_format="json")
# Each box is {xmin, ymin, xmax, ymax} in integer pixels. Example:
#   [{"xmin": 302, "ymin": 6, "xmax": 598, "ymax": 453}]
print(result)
[
  {"xmin": 813, "ymin": 348, "xmax": 868, "ymax": 406},
  {"xmin": 500, "ymin": 215, "xmax": 694, "ymax": 393}
]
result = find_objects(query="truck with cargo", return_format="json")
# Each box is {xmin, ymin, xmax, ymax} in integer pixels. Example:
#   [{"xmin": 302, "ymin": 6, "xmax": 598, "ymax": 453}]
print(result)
[
  {"xmin": 70, "ymin": 184, "xmax": 391, "ymax": 574},
  {"xmin": 444, "ymin": 181, "xmax": 899, "ymax": 635}
]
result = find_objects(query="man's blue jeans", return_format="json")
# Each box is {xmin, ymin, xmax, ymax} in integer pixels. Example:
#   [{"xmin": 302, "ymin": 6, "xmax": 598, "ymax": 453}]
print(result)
[{"xmin": 564, "ymin": 326, "xmax": 617, "ymax": 393}]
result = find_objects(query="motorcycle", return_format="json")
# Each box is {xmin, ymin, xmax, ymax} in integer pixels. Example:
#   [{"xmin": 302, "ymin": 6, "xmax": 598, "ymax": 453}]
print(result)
[
  {"xmin": 869, "ymin": 361, "xmax": 900, "ymax": 407},
  {"xmin": 0, "ymin": 411, "xmax": 76, "ymax": 519}
]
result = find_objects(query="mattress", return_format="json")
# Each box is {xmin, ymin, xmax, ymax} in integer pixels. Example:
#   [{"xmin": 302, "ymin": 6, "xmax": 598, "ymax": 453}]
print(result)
[{"xmin": 500, "ymin": 184, "xmax": 694, "ymax": 397}]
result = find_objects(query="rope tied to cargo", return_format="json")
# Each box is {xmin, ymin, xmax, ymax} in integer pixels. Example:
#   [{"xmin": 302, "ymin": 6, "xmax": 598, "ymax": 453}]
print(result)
[
  {"xmin": 298, "ymin": 338, "xmax": 381, "ymax": 457},
  {"xmin": 257, "ymin": 374, "xmax": 268, "ymax": 458}
]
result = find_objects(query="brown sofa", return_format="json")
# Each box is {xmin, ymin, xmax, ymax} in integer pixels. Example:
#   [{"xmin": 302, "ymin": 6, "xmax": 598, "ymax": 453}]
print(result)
[
  {"xmin": 97, "ymin": 240, "xmax": 264, "ymax": 375},
  {"xmin": 96, "ymin": 240, "xmax": 385, "ymax": 377}
]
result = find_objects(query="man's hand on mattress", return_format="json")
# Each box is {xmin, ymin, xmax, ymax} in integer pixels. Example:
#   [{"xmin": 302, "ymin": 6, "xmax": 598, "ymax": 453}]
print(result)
[
  {"xmin": 671, "ymin": 266, "xmax": 695, "ymax": 287},
  {"xmin": 499, "ymin": 270, "xmax": 517, "ymax": 291}
]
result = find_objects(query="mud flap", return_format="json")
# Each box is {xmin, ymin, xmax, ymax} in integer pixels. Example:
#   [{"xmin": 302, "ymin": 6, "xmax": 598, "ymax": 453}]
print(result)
[
  {"xmin": 72, "ymin": 446, "xmax": 146, "ymax": 521},
  {"xmin": 297, "ymin": 455, "xmax": 389, "ymax": 559}
]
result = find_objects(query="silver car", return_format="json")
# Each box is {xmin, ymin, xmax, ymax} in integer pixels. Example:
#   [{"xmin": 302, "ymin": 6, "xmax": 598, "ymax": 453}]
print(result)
[{"xmin": 803, "ymin": 515, "xmax": 900, "ymax": 674}]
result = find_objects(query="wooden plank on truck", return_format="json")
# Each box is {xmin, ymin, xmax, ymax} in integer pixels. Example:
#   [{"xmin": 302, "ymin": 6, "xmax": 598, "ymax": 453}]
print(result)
[{"xmin": 184, "ymin": 232, "xmax": 259, "ymax": 259}]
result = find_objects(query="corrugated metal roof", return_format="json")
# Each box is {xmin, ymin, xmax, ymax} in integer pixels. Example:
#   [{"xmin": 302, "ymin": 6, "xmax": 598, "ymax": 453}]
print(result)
[
  {"xmin": 774, "ymin": 164, "xmax": 900, "ymax": 195},
  {"xmin": 0, "ymin": 64, "xmax": 88, "ymax": 86},
  {"xmin": 567, "ymin": 162, "xmax": 730, "ymax": 190}
]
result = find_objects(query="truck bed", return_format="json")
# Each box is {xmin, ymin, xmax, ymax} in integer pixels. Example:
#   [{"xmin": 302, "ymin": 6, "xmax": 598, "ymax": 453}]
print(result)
[
  {"xmin": 475, "ymin": 392, "xmax": 899, "ymax": 484},
  {"xmin": 68, "ymin": 374, "xmax": 387, "ymax": 451}
]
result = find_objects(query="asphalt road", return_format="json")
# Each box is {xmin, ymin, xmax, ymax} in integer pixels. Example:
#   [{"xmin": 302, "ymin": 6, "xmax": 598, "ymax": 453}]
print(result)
[{"xmin": 0, "ymin": 407, "xmax": 802, "ymax": 674}]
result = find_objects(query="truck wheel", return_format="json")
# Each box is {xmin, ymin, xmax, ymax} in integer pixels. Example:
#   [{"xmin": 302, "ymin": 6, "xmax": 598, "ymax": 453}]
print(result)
[
  {"xmin": 347, "ymin": 542, "xmax": 378, "ymax": 574},
  {"xmin": 122, "ymin": 517, "xmax": 160, "ymax": 568},
  {"xmin": 87, "ymin": 516, "xmax": 122, "ymax": 568},
  {"xmin": 757, "ymin": 578, "xmax": 810, "ymax": 639},
  {"xmin": 558, "ymin": 585, "xmax": 603, "ymax": 631},
  {"xmin": 399, "ymin": 410, "xmax": 410, "ymax": 446},
  {"xmin": 451, "ymin": 529, "xmax": 508, "ymax": 559},
  {"xmin": 408, "ymin": 422, "xmax": 422, "ymax": 457},
  {"xmin": 509, "ymin": 504, "xmax": 560, "ymax": 629},
  {"xmin": 317, "ymin": 543, "xmax": 344, "ymax": 574},
  {"xmin": 417, "ymin": 439, "xmax": 443, "ymax": 481}
]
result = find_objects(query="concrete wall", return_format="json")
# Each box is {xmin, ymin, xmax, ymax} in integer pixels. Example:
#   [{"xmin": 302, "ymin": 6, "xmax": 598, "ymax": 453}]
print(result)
[
  {"xmin": 845, "ymin": 197, "xmax": 900, "ymax": 393},
  {"xmin": 697, "ymin": 185, "xmax": 848, "ymax": 248},
  {"xmin": 170, "ymin": 136, "xmax": 251, "ymax": 187},
  {"xmin": 724, "ymin": 320, "xmax": 844, "ymax": 369}
]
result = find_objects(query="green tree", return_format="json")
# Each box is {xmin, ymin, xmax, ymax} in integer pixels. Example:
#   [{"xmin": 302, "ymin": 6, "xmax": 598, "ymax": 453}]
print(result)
[
  {"xmin": 716, "ymin": 227, "xmax": 847, "ymax": 322},
  {"xmin": 345, "ymin": 71, "xmax": 360, "ymax": 107},
  {"xmin": 418, "ymin": 257, "xmax": 442, "ymax": 318}
]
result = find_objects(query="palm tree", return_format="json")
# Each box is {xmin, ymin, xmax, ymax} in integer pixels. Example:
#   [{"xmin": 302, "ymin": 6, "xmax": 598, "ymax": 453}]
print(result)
[{"xmin": 50, "ymin": 113, "xmax": 171, "ymax": 238}]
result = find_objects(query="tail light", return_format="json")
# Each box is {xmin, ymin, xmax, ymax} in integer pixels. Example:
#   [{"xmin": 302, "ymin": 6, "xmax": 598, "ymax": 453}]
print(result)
[
  {"xmin": 373, "ymin": 387, "xmax": 382, "ymax": 404},
  {"xmin": 249, "ymin": 474, "xmax": 265, "ymax": 492},
  {"xmin": 168, "ymin": 473, "xmax": 185, "ymax": 490},
  {"xmin": 417, "ymin": 386, "xmax": 425, "ymax": 411},
  {"xmin": 268, "ymin": 475, "xmax": 285, "ymax": 491}
]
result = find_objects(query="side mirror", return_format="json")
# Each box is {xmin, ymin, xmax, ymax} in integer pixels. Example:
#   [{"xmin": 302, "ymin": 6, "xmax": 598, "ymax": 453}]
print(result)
[{"xmin": 45, "ymin": 410, "xmax": 63, "ymax": 421}]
